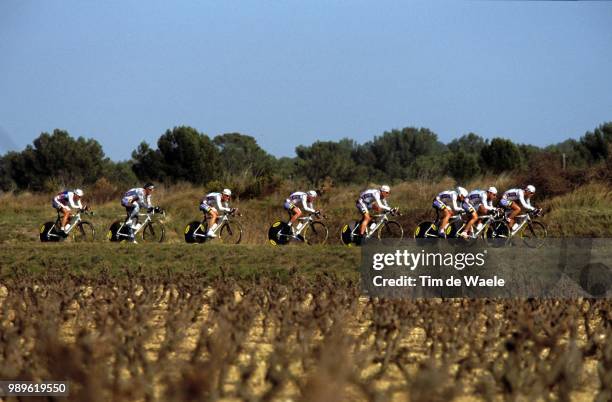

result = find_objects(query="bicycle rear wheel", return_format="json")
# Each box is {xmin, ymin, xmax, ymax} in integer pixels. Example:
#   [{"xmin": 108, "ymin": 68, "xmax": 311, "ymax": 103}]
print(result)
[
  {"xmin": 303, "ymin": 221, "xmax": 328, "ymax": 245},
  {"xmin": 521, "ymin": 221, "xmax": 547, "ymax": 248},
  {"xmin": 73, "ymin": 221, "xmax": 95, "ymax": 242},
  {"xmin": 219, "ymin": 221, "xmax": 242, "ymax": 244},
  {"xmin": 141, "ymin": 221, "xmax": 165, "ymax": 243}
]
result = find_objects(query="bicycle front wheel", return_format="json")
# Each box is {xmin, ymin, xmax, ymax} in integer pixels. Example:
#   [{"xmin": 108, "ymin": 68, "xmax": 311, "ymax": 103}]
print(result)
[
  {"xmin": 141, "ymin": 221, "xmax": 165, "ymax": 243},
  {"xmin": 219, "ymin": 221, "xmax": 243, "ymax": 244},
  {"xmin": 521, "ymin": 221, "xmax": 547, "ymax": 248},
  {"xmin": 378, "ymin": 221, "xmax": 404, "ymax": 242},
  {"xmin": 73, "ymin": 221, "xmax": 95, "ymax": 242},
  {"xmin": 303, "ymin": 221, "xmax": 328, "ymax": 245}
]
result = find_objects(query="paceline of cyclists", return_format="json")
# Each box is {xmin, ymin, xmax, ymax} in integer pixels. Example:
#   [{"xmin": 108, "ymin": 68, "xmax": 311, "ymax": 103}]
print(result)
[{"xmin": 49, "ymin": 182, "xmax": 541, "ymax": 244}]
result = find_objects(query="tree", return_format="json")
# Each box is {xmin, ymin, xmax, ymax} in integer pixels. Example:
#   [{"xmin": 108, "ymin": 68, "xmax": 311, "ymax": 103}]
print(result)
[
  {"xmin": 480, "ymin": 138, "xmax": 521, "ymax": 173},
  {"xmin": 131, "ymin": 142, "xmax": 166, "ymax": 182},
  {"xmin": 447, "ymin": 151, "xmax": 480, "ymax": 181},
  {"xmin": 448, "ymin": 133, "xmax": 486, "ymax": 155},
  {"xmin": 580, "ymin": 123, "xmax": 612, "ymax": 162},
  {"xmin": 295, "ymin": 139, "xmax": 358, "ymax": 185},
  {"xmin": 213, "ymin": 133, "xmax": 275, "ymax": 178}
]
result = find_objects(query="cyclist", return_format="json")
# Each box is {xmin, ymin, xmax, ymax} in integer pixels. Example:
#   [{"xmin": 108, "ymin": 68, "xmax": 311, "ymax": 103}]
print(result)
[
  {"xmin": 200, "ymin": 188, "xmax": 234, "ymax": 238},
  {"xmin": 432, "ymin": 186, "xmax": 476, "ymax": 238},
  {"xmin": 52, "ymin": 188, "xmax": 85, "ymax": 234},
  {"xmin": 500, "ymin": 185, "xmax": 538, "ymax": 231},
  {"xmin": 468, "ymin": 186, "xmax": 498, "ymax": 232},
  {"xmin": 121, "ymin": 183, "xmax": 156, "ymax": 242},
  {"xmin": 284, "ymin": 190, "xmax": 319, "ymax": 234},
  {"xmin": 356, "ymin": 185, "xmax": 394, "ymax": 240}
]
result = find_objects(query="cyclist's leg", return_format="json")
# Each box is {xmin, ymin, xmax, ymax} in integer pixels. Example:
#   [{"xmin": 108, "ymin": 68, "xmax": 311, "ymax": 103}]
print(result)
[
  {"xmin": 464, "ymin": 210, "xmax": 478, "ymax": 237},
  {"xmin": 356, "ymin": 200, "xmax": 370, "ymax": 236},
  {"xmin": 125, "ymin": 202, "xmax": 139, "ymax": 240},
  {"xmin": 433, "ymin": 199, "xmax": 451, "ymax": 236},
  {"xmin": 505, "ymin": 201, "xmax": 520, "ymax": 228},
  {"xmin": 206, "ymin": 208, "xmax": 219, "ymax": 236}
]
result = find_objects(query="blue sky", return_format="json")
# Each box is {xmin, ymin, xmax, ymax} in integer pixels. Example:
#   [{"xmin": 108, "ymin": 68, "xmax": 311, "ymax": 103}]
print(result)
[{"xmin": 1, "ymin": 1, "xmax": 611, "ymax": 160}]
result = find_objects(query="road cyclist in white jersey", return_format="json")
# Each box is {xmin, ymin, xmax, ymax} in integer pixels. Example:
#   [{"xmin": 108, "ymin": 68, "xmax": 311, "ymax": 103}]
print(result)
[
  {"xmin": 432, "ymin": 186, "xmax": 476, "ymax": 238},
  {"xmin": 356, "ymin": 185, "xmax": 396, "ymax": 240},
  {"xmin": 121, "ymin": 183, "xmax": 156, "ymax": 243},
  {"xmin": 284, "ymin": 190, "xmax": 319, "ymax": 234},
  {"xmin": 52, "ymin": 188, "xmax": 86, "ymax": 234},
  {"xmin": 500, "ymin": 185, "xmax": 540, "ymax": 231},
  {"xmin": 200, "ymin": 188, "xmax": 235, "ymax": 237},
  {"xmin": 468, "ymin": 186, "xmax": 499, "ymax": 233}
]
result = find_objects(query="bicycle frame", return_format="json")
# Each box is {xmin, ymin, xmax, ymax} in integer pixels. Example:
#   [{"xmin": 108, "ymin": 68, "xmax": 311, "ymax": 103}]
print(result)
[
  {"xmin": 193, "ymin": 213, "xmax": 233, "ymax": 239},
  {"xmin": 45, "ymin": 211, "xmax": 86, "ymax": 240},
  {"xmin": 115, "ymin": 213, "xmax": 154, "ymax": 239},
  {"xmin": 278, "ymin": 214, "xmax": 319, "ymax": 241},
  {"xmin": 356, "ymin": 211, "xmax": 396, "ymax": 239}
]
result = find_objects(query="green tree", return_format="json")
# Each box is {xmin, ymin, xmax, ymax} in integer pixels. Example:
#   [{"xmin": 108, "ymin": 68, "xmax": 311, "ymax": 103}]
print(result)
[
  {"xmin": 448, "ymin": 133, "xmax": 486, "ymax": 155},
  {"xmin": 295, "ymin": 139, "xmax": 358, "ymax": 185},
  {"xmin": 447, "ymin": 151, "xmax": 480, "ymax": 181},
  {"xmin": 213, "ymin": 133, "xmax": 275, "ymax": 177},
  {"xmin": 580, "ymin": 122, "xmax": 612, "ymax": 162},
  {"xmin": 480, "ymin": 138, "xmax": 521, "ymax": 173}
]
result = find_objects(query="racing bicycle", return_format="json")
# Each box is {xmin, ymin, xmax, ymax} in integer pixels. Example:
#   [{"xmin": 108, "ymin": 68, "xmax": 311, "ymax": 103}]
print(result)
[
  {"xmin": 268, "ymin": 212, "xmax": 328, "ymax": 246},
  {"xmin": 487, "ymin": 208, "xmax": 547, "ymax": 248},
  {"xmin": 341, "ymin": 208, "xmax": 403, "ymax": 246},
  {"xmin": 184, "ymin": 209, "xmax": 243, "ymax": 244},
  {"xmin": 40, "ymin": 208, "xmax": 95, "ymax": 242},
  {"xmin": 107, "ymin": 207, "xmax": 166, "ymax": 243}
]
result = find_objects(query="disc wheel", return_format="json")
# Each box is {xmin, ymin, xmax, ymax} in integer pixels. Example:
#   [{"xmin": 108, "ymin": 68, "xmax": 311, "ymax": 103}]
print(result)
[
  {"xmin": 72, "ymin": 221, "xmax": 95, "ymax": 242},
  {"xmin": 303, "ymin": 221, "xmax": 328, "ymax": 245},
  {"xmin": 107, "ymin": 221, "xmax": 122, "ymax": 242},
  {"xmin": 141, "ymin": 221, "xmax": 165, "ymax": 243},
  {"xmin": 485, "ymin": 221, "xmax": 509, "ymax": 248},
  {"xmin": 219, "ymin": 222, "xmax": 243, "ymax": 244},
  {"xmin": 184, "ymin": 221, "xmax": 207, "ymax": 243},
  {"xmin": 40, "ymin": 222, "xmax": 62, "ymax": 242},
  {"xmin": 378, "ymin": 221, "xmax": 404, "ymax": 242},
  {"xmin": 268, "ymin": 221, "xmax": 291, "ymax": 246},
  {"xmin": 521, "ymin": 221, "xmax": 547, "ymax": 248}
]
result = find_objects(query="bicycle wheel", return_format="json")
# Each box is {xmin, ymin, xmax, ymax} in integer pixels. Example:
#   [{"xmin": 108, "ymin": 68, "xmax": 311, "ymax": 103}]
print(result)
[
  {"xmin": 268, "ymin": 221, "xmax": 291, "ymax": 246},
  {"xmin": 521, "ymin": 221, "xmax": 547, "ymax": 248},
  {"xmin": 378, "ymin": 221, "xmax": 404, "ymax": 241},
  {"xmin": 414, "ymin": 221, "xmax": 437, "ymax": 238},
  {"xmin": 141, "ymin": 221, "xmax": 165, "ymax": 243},
  {"xmin": 107, "ymin": 221, "xmax": 123, "ymax": 242},
  {"xmin": 485, "ymin": 221, "xmax": 509, "ymax": 248},
  {"xmin": 303, "ymin": 221, "xmax": 328, "ymax": 245},
  {"xmin": 40, "ymin": 222, "xmax": 62, "ymax": 242},
  {"xmin": 73, "ymin": 221, "xmax": 95, "ymax": 242},
  {"xmin": 219, "ymin": 221, "xmax": 243, "ymax": 244},
  {"xmin": 185, "ymin": 221, "xmax": 207, "ymax": 243}
]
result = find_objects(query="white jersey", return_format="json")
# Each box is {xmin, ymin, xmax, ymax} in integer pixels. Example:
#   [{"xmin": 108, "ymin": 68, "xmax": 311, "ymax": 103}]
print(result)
[
  {"xmin": 286, "ymin": 191, "xmax": 315, "ymax": 213},
  {"xmin": 53, "ymin": 190, "xmax": 82, "ymax": 210},
  {"xmin": 436, "ymin": 190, "xmax": 462, "ymax": 213},
  {"xmin": 468, "ymin": 189, "xmax": 495, "ymax": 212},
  {"xmin": 359, "ymin": 189, "xmax": 391, "ymax": 211},
  {"xmin": 122, "ymin": 188, "xmax": 152, "ymax": 208},
  {"xmin": 203, "ymin": 192, "xmax": 231, "ymax": 212},
  {"xmin": 502, "ymin": 188, "xmax": 535, "ymax": 211}
]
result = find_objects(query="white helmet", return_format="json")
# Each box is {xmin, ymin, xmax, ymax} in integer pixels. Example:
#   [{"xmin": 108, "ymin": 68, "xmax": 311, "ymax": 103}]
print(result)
[
  {"xmin": 307, "ymin": 190, "xmax": 317, "ymax": 198},
  {"xmin": 456, "ymin": 186, "xmax": 468, "ymax": 197},
  {"xmin": 380, "ymin": 184, "xmax": 391, "ymax": 193},
  {"xmin": 222, "ymin": 188, "xmax": 232, "ymax": 196},
  {"xmin": 487, "ymin": 186, "xmax": 498, "ymax": 195},
  {"xmin": 525, "ymin": 185, "xmax": 536, "ymax": 193},
  {"xmin": 74, "ymin": 188, "xmax": 84, "ymax": 197}
]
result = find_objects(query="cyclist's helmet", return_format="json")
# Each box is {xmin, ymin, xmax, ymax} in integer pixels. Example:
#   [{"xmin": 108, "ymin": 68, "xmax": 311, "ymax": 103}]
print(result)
[
  {"xmin": 380, "ymin": 184, "xmax": 391, "ymax": 193},
  {"xmin": 456, "ymin": 186, "xmax": 468, "ymax": 198},
  {"xmin": 307, "ymin": 190, "xmax": 317, "ymax": 198},
  {"xmin": 525, "ymin": 185, "xmax": 536, "ymax": 193},
  {"xmin": 487, "ymin": 186, "xmax": 498, "ymax": 195},
  {"xmin": 74, "ymin": 188, "xmax": 84, "ymax": 197},
  {"xmin": 144, "ymin": 183, "xmax": 155, "ymax": 190},
  {"xmin": 222, "ymin": 188, "xmax": 232, "ymax": 196}
]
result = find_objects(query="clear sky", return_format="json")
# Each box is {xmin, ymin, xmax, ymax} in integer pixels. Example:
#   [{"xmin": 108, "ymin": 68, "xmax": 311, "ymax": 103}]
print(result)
[{"xmin": 1, "ymin": 1, "xmax": 611, "ymax": 161}]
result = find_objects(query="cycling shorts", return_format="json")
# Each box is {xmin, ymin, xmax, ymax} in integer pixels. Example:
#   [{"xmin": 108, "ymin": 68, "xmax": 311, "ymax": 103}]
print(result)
[
  {"xmin": 500, "ymin": 198, "xmax": 513, "ymax": 208},
  {"xmin": 432, "ymin": 198, "xmax": 447, "ymax": 211},
  {"xmin": 356, "ymin": 200, "xmax": 369, "ymax": 214},
  {"xmin": 52, "ymin": 200, "xmax": 69, "ymax": 211},
  {"xmin": 284, "ymin": 201, "xmax": 297, "ymax": 211},
  {"xmin": 200, "ymin": 201, "xmax": 217, "ymax": 213}
]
